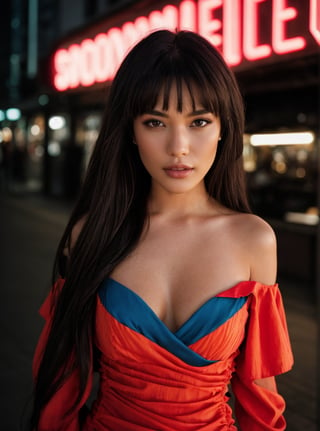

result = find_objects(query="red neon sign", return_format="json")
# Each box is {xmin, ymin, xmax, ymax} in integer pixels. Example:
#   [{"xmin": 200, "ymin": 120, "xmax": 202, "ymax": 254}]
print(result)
[
  {"xmin": 309, "ymin": 0, "xmax": 320, "ymax": 44},
  {"xmin": 272, "ymin": 0, "xmax": 306, "ymax": 53},
  {"xmin": 53, "ymin": 0, "xmax": 319, "ymax": 92},
  {"xmin": 243, "ymin": 0, "xmax": 272, "ymax": 60}
]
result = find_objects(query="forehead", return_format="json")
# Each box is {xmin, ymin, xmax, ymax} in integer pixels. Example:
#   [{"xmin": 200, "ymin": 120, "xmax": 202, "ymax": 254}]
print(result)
[{"xmin": 154, "ymin": 81, "xmax": 205, "ymax": 112}]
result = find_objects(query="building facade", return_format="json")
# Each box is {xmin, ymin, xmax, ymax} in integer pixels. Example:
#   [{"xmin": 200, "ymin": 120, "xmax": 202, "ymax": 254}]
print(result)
[{"xmin": 0, "ymin": 0, "xmax": 319, "ymax": 280}]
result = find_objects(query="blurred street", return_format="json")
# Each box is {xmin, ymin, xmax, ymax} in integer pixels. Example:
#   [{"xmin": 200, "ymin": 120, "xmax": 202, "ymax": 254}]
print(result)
[
  {"xmin": 0, "ymin": 191, "xmax": 71, "ymax": 431},
  {"xmin": 0, "ymin": 190, "xmax": 317, "ymax": 431}
]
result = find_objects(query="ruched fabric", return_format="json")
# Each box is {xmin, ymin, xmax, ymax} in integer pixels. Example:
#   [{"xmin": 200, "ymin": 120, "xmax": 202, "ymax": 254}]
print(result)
[{"xmin": 32, "ymin": 278, "xmax": 293, "ymax": 430}]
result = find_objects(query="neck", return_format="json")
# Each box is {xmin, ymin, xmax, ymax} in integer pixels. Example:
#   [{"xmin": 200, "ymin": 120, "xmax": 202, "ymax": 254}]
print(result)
[{"xmin": 147, "ymin": 182, "xmax": 216, "ymax": 219}]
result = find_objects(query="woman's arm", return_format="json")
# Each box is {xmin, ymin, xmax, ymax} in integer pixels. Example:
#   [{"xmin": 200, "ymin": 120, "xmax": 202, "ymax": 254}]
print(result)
[{"xmin": 231, "ymin": 215, "xmax": 293, "ymax": 430}]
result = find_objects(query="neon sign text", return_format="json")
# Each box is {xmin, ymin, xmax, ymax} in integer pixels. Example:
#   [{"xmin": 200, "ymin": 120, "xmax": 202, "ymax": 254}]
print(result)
[{"xmin": 53, "ymin": 0, "xmax": 319, "ymax": 91}]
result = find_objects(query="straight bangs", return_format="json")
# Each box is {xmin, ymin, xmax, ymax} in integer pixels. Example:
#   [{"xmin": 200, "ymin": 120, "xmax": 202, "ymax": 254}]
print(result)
[{"xmin": 128, "ymin": 55, "xmax": 222, "ymax": 118}]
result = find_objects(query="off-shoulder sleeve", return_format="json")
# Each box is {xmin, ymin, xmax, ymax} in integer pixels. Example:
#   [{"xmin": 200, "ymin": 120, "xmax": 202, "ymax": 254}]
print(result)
[
  {"xmin": 33, "ymin": 278, "xmax": 93, "ymax": 431},
  {"xmin": 231, "ymin": 283, "xmax": 294, "ymax": 430}
]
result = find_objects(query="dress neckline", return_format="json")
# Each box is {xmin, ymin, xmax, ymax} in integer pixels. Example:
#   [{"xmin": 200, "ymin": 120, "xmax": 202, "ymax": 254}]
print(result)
[{"xmin": 106, "ymin": 278, "xmax": 259, "ymax": 333}]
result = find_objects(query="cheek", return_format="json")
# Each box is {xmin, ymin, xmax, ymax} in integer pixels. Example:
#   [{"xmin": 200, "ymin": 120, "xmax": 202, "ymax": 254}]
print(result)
[
  {"xmin": 199, "ymin": 143, "xmax": 219, "ymax": 172},
  {"xmin": 136, "ymin": 144, "xmax": 158, "ymax": 172},
  {"xmin": 137, "ymin": 142, "xmax": 154, "ymax": 159},
  {"xmin": 200, "ymin": 139, "xmax": 219, "ymax": 161}
]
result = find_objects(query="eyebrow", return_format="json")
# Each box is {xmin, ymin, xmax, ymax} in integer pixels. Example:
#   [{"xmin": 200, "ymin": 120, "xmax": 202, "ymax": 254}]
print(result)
[{"xmin": 143, "ymin": 109, "xmax": 213, "ymax": 118}]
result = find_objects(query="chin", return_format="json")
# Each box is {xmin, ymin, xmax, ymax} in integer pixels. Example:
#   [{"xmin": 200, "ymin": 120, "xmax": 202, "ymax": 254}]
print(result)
[{"xmin": 160, "ymin": 184, "xmax": 198, "ymax": 195}]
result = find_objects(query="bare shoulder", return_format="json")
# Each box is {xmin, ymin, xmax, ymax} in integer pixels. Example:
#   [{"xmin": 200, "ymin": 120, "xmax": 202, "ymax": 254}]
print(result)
[
  {"xmin": 231, "ymin": 212, "xmax": 276, "ymax": 248},
  {"xmin": 63, "ymin": 216, "xmax": 87, "ymax": 257},
  {"xmin": 227, "ymin": 212, "xmax": 277, "ymax": 285}
]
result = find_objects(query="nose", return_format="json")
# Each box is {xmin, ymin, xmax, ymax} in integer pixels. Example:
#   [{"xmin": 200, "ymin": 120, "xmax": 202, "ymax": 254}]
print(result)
[{"xmin": 167, "ymin": 126, "xmax": 189, "ymax": 157}]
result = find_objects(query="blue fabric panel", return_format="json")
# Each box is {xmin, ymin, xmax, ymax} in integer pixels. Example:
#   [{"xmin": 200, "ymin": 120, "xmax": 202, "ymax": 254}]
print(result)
[
  {"xmin": 98, "ymin": 278, "xmax": 247, "ymax": 367},
  {"xmin": 175, "ymin": 296, "xmax": 247, "ymax": 345}
]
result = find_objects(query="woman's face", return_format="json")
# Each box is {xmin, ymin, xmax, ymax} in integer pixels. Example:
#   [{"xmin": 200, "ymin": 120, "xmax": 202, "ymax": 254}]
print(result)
[{"xmin": 133, "ymin": 84, "xmax": 221, "ymax": 196}]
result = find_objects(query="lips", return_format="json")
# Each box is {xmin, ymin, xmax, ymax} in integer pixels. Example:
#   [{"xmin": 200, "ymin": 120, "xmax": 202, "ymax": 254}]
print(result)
[{"xmin": 164, "ymin": 164, "xmax": 194, "ymax": 178}]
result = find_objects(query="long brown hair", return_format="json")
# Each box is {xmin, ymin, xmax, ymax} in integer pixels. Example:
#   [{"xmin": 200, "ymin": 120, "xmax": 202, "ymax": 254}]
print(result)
[{"xmin": 30, "ymin": 29, "xmax": 250, "ymax": 429}]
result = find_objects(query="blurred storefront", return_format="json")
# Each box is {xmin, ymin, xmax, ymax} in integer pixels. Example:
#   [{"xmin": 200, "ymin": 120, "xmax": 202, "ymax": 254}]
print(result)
[
  {"xmin": 243, "ymin": 129, "xmax": 318, "ymax": 283},
  {"xmin": 1, "ymin": 0, "xmax": 318, "ymax": 280}
]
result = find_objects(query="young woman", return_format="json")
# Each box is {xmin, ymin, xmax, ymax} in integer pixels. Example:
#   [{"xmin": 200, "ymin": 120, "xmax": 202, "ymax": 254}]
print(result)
[{"xmin": 30, "ymin": 30, "xmax": 293, "ymax": 430}]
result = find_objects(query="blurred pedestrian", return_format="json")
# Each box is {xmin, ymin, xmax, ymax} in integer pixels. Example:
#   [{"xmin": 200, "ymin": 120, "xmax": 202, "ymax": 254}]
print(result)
[{"xmin": 29, "ymin": 30, "xmax": 293, "ymax": 431}]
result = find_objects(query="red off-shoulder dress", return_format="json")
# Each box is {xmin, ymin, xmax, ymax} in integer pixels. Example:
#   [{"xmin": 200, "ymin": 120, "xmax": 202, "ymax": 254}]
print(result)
[{"xmin": 33, "ymin": 278, "xmax": 293, "ymax": 430}]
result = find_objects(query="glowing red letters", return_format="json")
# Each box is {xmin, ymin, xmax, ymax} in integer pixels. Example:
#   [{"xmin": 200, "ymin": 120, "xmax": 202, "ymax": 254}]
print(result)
[{"xmin": 53, "ymin": 0, "xmax": 317, "ymax": 91}]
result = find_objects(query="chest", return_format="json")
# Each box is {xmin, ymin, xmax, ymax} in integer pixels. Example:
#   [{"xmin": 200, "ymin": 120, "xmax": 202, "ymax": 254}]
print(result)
[
  {"xmin": 110, "ymin": 223, "xmax": 250, "ymax": 331},
  {"xmin": 97, "ymin": 277, "xmax": 250, "ymax": 365}
]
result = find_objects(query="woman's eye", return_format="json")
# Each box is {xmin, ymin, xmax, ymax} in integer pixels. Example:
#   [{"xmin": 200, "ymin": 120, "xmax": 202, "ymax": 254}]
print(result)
[
  {"xmin": 191, "ymin": 119, "xmax": 210, "ymax": 128},
  {"xmin": 143, "ymin": 119, "xmax": 164, "ymax": 128}
]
